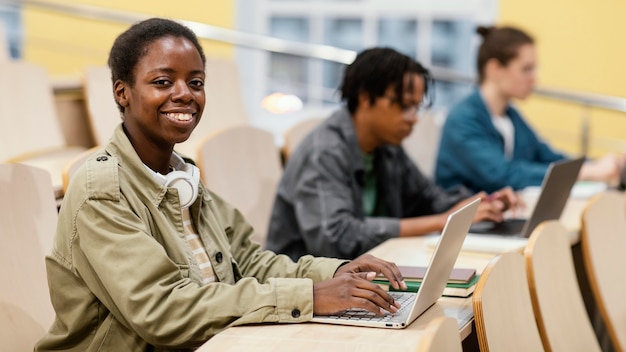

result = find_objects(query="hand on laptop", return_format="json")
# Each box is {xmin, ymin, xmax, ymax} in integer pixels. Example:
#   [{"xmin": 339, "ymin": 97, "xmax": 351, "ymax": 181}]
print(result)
[
  {"xmin": 446, "ymin": 189, "xmax": 517, "ymax": 224},
  {"xmin": 484, "ymin": 187, "xmax": 523, "ymax": 215},
  {"xmin": 313, "ymin": 254, "xmax": 406, "ymax": 316},
  {"xmin": 579, "ymin": 153, "xmax": 626, "ymax": 186},
  {"xmin": 334, "ymin": 254, "xmax": 406, "ymax": 290}
]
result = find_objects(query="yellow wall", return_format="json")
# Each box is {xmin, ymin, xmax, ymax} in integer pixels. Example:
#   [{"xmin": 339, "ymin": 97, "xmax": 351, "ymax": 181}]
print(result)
[
  {"xmin": 499, "ymin": 1, "xmax": 626, "ymax": 157},
  {"xmin": 23, "ymin": 1, "xmax": 235, "ymax": 77}
]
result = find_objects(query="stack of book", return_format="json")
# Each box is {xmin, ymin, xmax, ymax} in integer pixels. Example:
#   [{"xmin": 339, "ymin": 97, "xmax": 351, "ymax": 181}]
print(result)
[{"xmin": 373, "ymin": 265, "xmax": 479, "ymax": 298}]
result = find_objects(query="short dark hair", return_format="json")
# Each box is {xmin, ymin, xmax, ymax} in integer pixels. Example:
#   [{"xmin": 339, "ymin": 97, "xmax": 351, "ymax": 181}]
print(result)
[
  {"xmin": 476, "ymin": 26, "xmax": 534, "ymax": 83},
  {"xmin": 340, "ymin": 47, "xmax": 432, "ymax": 114},
  {"xmin": 108, "ymin": 18, "xmax": 207, "ymax": 112}
]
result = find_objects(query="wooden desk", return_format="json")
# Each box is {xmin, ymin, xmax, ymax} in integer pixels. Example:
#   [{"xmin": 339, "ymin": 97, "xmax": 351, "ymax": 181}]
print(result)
[
  {"xmin": 197, "ymin": 301, "xmax": 467, "ymax": 352},
  {"xmin": 197, "ymin": 195, "xmax": 589, "ymax": 351},
  {"xmin": 198, "ymin": 236, "xmax": 486, "ymax": 352}
]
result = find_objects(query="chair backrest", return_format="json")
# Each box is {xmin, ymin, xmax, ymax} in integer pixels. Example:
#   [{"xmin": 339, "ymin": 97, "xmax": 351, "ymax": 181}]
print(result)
[
  {"xmin": 195, "ymin": 126, "xmax": 282, "ymax": 247},
  {"xmin": 0, "ymin": 20, "xmax": 8, "ymax": 60},
  {"xmin": 83, "ymin": 65, "xmax": 119, "ymax": 146},
  {"xmin": 282, "ymin": 117, "xmax": 325, "ymax": 162},
  {"xmin": 402, "ymin": 109, "xmax": 444, "ymax": 179},
  {"xmin": 581, "ymin": 190, "xmax": 626, "ymax": 351},
  {"xmin": 0, "ymin": 302, "xmax": 46, "ymax": 352},
  {"xmin": 0, "ymin": 60, "xmax": 66, "ymax": 161},
  {"xmin": 176, "ymin": 57, "xmax": 249, "ymax": 160},
  {"xmin": 524, "ymin": 221, "xmax": 601, "ymax": 352},
  {"xmin": 473, "ymin": 252, "xmax": 544, "ymax": 352},
  {"xmin": 0, "ymin": 163, "xmax": 56, "ymax": 341},
  {"xmin": 417, "ymin": 316, "xmax": 463, "ymax": 352}
]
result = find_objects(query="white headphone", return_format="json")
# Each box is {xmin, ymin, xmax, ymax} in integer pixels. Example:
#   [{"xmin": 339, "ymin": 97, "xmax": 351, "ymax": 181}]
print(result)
[{"xmin": 146, "ymin": 153, "xmax": 200, "ymax": 209}]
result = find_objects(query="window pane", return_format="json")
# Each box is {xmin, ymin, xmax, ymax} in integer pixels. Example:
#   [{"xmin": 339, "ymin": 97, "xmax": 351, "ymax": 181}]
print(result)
[
  {"xmin": 378, "ymin": 18, "xmax": 417, "ymax": 58},
  {"xmin": 322, "ymin": 18, "xmax": 362, "ymax": 100},
  {"xmin": 269, "ymin": 17, "xmax": 310, "ymax": 101},
  {"xmin": 431, "ymin": 19, "xmax": 475, "ymax": 107}
]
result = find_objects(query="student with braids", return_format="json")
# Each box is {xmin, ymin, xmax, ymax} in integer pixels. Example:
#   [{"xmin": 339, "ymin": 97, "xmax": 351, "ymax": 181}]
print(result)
[
  {"xmin": 436, "ymin": 26, "xmax": 626, "ymax": 193},
  {"xmin": 266, "ymin": 47, "xmax": 518, "ymax": 261}
]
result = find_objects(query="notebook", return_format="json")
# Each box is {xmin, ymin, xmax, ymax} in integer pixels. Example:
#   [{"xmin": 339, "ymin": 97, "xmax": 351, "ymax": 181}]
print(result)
[
  {"xmin": 469, "ymin": 157, "xmax": 584, "ymax": 238},
  {"xmin": 375, "ymin": 265, "xmax": 476, "ymax": 284},
  {"xmin": 311, "ymin": 198, "xmax": 480, "ymax": 329}
]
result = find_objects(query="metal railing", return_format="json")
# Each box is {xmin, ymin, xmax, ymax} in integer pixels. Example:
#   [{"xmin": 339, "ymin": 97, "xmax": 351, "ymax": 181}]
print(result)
[{"xmin": 5, "ymin": 0, "xmax": 626, "ymax": 154}]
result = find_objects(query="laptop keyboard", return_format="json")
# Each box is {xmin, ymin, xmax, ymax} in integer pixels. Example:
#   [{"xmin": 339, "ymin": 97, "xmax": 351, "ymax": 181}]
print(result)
[{"xmin": 324, "ymin": 291, "xmax": 416, "ymax": 322}]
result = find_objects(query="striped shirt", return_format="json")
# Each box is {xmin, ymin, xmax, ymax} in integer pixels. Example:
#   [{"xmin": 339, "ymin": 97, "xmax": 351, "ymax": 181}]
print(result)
[{"xmin": 182, "ymin": 209, "xmax": 217, "ymax": 285}]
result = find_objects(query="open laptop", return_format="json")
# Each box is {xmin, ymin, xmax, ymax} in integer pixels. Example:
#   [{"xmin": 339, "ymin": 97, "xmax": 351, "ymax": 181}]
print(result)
[
  {"xmin": 311, "ymin": 198, "xmax": 480, "ymax": 329},
  {"xmin": 469, "ymin": 157, "xmax": 585, "ymax": 238}
]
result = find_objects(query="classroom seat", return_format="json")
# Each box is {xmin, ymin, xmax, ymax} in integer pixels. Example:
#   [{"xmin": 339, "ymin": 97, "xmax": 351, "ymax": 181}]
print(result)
[
  {"xmin": 417, "ymin": 316, "xmax": 463, "ymax": 352},
  {"xmin": 0, "ymin": 22, "xmax": 8, "ymax": 60},
  {"xmin": 402, "ymin": 108, "xmax": 444, "ymax": 179},
  {"xmin": 581, "ymin": 190, "xmax": 626, "ymax": 351},
  {"xmin": 83, "ymin": 65, "xmax": 120, "ymax": 146},
  {"xmin": 176, "ymin": 57, "xmax": 249, "ymax": 160},
  {"xmin": 472, "ymin": 252, "xmax": 544, "ymax": 352},
  {"xmin": 524, "ymin": 221, "xmax": 601, "ymax": 351},
  {"xmin": 0, "ymin": 60, "xmax": 87, "ymax": 199},
  {"xmin": 281, "ymin": 117, "xmax": 325, "ymax": 162},
  {"xmin": 196, "ymin": 125, "xmax": 282, "ymax": 247},
  {"xmin": 0, "ymin": 163, "xmax": 57, "ymax": 348},
  {"xmin": 0, "ymin": 302, "xmax": 46, "ymax": 352}
]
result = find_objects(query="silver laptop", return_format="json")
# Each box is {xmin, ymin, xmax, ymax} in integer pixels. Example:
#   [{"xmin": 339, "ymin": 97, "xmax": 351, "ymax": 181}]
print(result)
[
  {"xmin": 311, "ymin": 198, "xmax": 480, "ymax": 329},
  {"xmin": 469, "ymin": 157, "xmax": 584, "ymax": 238}
]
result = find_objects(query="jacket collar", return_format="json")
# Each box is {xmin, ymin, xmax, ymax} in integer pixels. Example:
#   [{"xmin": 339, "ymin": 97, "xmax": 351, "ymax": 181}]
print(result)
[{"xmin": 104, "ymin": 124, "xmax": 211, "ymax": 209}]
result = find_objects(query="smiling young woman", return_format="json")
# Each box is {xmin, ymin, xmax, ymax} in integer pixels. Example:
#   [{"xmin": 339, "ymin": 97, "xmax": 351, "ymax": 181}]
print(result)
[{"xmin": 35, "ymin": 18, "xmax": 407, "ymax": 351}]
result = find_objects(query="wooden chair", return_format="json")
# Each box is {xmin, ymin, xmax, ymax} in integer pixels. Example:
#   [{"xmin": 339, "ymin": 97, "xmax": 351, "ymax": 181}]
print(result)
[
  {"xmin": 581, "ymin": 190, "xmax": 626, "ymax": 351},
  {"xmin": 0, "ymin": 21, "xmax": 8, "ymax": 60},
  {"xmin": 0, "ymin": 163, "xmax": 57, "ymax": 347},
  {"xmin": 472, "ymin": 252, "xmax": 544, "ymax": 352},
  {"xmin": 281, "ymin": 117, "xmax": 325, "ymax": 162},
  {"xmin": 524, "ymin": 221, "xmax": 601, "ymax": 351},
  {"xmin": 196, "ymin": 126, "xmax": 282, "ymax": 247},
  {"xmin": 83, "ymin": 65, "xmax": 120, "ymax": 146},
  {"xmin": 0, "ymin": 60, "xmax": 87, "ymax": 199},
  {"xmin": 417, "ymin": 316, "xmax": 463, "ymax": 352},
  {"xmin": 176, "ymin": 57, "xmax": 249, "ymax": 160},
  {"xmin": 402, "ymin": 109, "xmax": 444, "ymax": 179},
  {"xmin": 0, "ymin": 302, "xmax": 46, "ymax": 352}
]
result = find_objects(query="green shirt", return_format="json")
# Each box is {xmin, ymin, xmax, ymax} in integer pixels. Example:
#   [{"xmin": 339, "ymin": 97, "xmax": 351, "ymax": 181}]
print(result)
[{"xmin": 362, "ymin": 152, "xmax": 387, "ymax": 217}]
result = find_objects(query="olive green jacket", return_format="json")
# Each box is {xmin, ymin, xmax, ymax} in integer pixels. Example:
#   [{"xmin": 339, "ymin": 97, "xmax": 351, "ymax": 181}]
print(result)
[{"xmin": 36, "ymin": 125, "xmax": 345, "ymax": 351}]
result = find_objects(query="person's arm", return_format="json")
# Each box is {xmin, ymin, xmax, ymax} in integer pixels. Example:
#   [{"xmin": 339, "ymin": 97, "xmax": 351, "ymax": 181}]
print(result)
[
  {"xmin": 399, "ymin": 190, "xmax": 516, "ymax": 236},
  {"xmin": 209, "ymin": 189, "xmax": 347, "ymax": 284},
  {"xmin": 74, "ymin": 199, "xmax": 330, "ymax": 349},
  {"xmin": 291, "ymin": 146, "xmax": 400, "ymax": 259},
  {"xmin": 211, "ymin": 193, "xmax": 407, "ymax": 317},
  {"xmin": 579, "ymin": 153, "xmax": 625, "ymax": 184},
  {"xmin": 399, "ymin": 214, "xmax": 448, "ymax": 237}
]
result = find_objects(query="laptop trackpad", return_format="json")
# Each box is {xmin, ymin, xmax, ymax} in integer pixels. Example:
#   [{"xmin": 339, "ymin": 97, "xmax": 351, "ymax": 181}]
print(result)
[{"xmin": 469, "ymin": 219, "xmax": 527, "ymax": 236}]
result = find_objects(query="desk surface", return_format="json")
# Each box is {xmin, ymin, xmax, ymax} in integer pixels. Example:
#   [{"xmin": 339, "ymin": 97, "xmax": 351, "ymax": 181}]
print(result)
[{"xmin": 197, "ymin": 195, "xmax": 588, "ymax": 351}]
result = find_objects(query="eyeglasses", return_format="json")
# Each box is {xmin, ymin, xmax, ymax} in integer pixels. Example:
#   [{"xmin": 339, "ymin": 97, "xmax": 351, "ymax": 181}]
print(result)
[{"xmin": 383, "ymin": 95, "xmax": 424, "ymax": 116}]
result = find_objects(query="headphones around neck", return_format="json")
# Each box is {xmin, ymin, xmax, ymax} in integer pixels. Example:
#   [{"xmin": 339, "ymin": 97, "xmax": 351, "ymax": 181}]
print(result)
[{"xmin": 147, "ymin": 153, "xmax": 200, "ymax": 209}]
